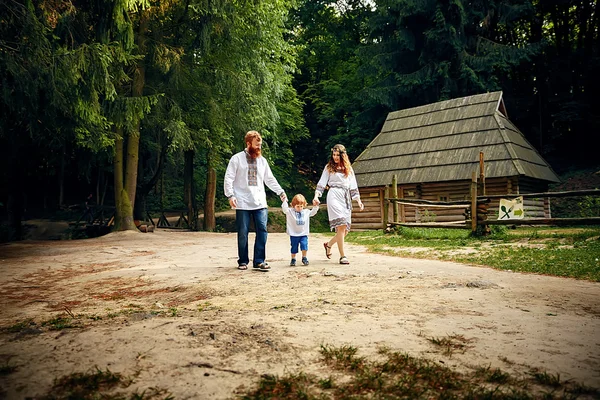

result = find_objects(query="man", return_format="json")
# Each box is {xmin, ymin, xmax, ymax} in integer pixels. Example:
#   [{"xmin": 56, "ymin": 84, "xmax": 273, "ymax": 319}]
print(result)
[{"xmin": 224, "ymin": 130, "xmax": 287, "ymax": 271}]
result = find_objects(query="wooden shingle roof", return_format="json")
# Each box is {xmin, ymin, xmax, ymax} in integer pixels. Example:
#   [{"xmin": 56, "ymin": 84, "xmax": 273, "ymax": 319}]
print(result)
[{"xmin": 353, "ymin": 91, "xmax": 560, "ymax": 187}]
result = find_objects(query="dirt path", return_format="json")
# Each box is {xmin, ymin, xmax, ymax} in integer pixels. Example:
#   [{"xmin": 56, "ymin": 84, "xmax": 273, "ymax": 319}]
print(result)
[{"xmin": 1, "ymin": 230, "xmax": 599, "ymax": 399}]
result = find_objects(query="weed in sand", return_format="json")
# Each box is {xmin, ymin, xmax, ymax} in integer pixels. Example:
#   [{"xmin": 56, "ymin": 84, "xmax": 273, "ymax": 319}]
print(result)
[
  {"xmin": 35, "ymin": 367, "xmax": 173, "ymax": 400},
  {"xmin": 475, "ymin": 365, "xmax": 511, "ymax": 384},
  {"xmin": 240, "ymin": 344, "xmax": 598, "ymax": 400},
  {"xmin": 426, "ymin": 334, "xmax": 473, "ymax": 356},
  {"xmin": 241, "ymin": 372, "xmax": 319, "ymax": 399},
  {"xmin": 0, "ymin": 363, "xmax": 17, "ymax": 376},
  {"xmin": 320, "ymin": 344, "xmax": 366, "ymax": 371},
  {"xmin": 531, "ymin": 370, "xmax": 562, "ymax": 387},
  {"xmin": 41, "ymin": 315, "xmax": 78, "ymax": 330},
  {"xmin": 2, "ymin": 319, "xmax": 35, "ymax": 333}
]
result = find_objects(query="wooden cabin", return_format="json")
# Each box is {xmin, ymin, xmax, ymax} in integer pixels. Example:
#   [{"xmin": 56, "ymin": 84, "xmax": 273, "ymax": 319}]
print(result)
[{"xmin": 351, "ymin": 91, "xmax": 560, "ymax": 229}]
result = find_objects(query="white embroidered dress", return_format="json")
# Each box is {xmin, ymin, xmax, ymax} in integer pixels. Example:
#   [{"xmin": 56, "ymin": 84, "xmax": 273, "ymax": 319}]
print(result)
[{"xmin": 315, "ymin": 167, "xmax": 361, "ymax": 231}]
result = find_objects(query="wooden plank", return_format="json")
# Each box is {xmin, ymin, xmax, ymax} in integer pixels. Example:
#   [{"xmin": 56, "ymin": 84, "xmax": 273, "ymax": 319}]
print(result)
[
  {"xmin": 471, "ymin": 171, "xmax": 477, "ymax": 233},
  {"xmin": 389, "ymin": 222, "xmax": 469, "ymax": 229},
  {"xmin": 352, "ymin": 211, "xmax": 381, "ymax": 218},
  {"xmin": 392, "ymin": 174, "xmax": 399, "ymax": 223},
  {"xmin": 480, "ymin": 189, "xmax": 600, "ymax": 200},
  {"xmin": 361, "ymin": 198, "xmax": 381, "ymax": 205},
  {"xmin": 385, "ymin": 198, "xmax": 470, "ymax": 205},
  {"xmin": 383, "ymin": 185, "xmax": 389, "ymax": 229},
  {"xmin": 353, "ymin": 217, "xmax": 385, "ymax": 224},
  {"xmin": 416, "ymin": 215, "xmax": 466, "ymax": 223},
  {"xmin": 353, "ymin": 222, "xmax": 386, "ymax": 230}
]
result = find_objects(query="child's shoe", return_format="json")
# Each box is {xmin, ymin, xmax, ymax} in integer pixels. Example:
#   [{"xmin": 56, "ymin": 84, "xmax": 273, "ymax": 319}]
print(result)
[
  {"xmin": 302, "ymin": 257, "xmax": 309, "ymax": 265},
  {"xmin": 290, "ymin": 258, "xmax": 296, "ymax": 266}
]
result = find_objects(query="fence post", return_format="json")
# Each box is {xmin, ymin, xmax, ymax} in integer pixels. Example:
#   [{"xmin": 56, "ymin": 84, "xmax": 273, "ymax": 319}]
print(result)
[
  {"xmin": 383, "ymin": 185, "xmax": 389, "ymax": 230},
  {"xmin": 471, "ymin": 171, "xmax": 478, "ymax": 233},
  {"xmin": 479, "ymin": 152, "xmax": 486, "ymax": 196},
  {"xmin": 392, "ymin": 174, "xmax": 399, "ymax": 224}
]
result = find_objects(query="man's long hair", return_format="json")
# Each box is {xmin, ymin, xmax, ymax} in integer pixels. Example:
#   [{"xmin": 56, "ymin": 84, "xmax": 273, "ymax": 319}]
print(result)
[
  {"xmin": 245, "ymin": 130, "xmax": 262, "ymax": 159},
  {"xmin": 326, "ymin": 144, "xmax": 352, "ymax": 177}
]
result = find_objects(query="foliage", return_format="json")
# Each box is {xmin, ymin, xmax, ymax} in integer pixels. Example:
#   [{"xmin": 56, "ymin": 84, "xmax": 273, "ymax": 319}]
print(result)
[{"xmin": 550, "ymin": 166, "xmax": 600, "ymax": 218}]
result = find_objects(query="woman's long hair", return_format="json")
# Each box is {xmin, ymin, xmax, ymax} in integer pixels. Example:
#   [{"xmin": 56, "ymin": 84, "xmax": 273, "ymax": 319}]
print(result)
[{"xmin": 326, "ymin": 144, "xmax": 352, "ymax": 177}]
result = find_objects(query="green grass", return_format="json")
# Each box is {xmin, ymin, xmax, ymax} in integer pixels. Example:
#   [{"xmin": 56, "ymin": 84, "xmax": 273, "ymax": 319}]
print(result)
[
  {"xmin": 345, "ymin": 226, "xmax": 600, "ymax": 281},
  {"xmin": 41, "ymin": 316, "xmax": 79, "ymax": 330},
  {"xmin": 240, "ymin": 344, "xmax": 598, "ymax": 399},
  {"xmin": 2, "ymin": 319, "xmax": 35, "ymax": 333}
]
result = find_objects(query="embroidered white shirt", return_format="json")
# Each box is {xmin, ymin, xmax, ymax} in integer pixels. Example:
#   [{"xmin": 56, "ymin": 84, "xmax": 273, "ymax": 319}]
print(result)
[
  {"xmin": 224, "ymin": 151, "xmax": 285, "ymax": 210},
  {"xmin": 282, "ymin": 201, "xmax": 319, "ymax": 237}
]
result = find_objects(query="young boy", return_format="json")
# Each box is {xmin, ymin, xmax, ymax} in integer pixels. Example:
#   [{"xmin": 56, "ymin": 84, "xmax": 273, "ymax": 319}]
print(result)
[{"xmin": 282, "ymin": 194, "xmax": 319, "ymax": 266}]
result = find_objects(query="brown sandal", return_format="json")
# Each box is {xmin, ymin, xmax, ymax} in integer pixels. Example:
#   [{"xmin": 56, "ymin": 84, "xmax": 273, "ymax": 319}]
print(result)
[
  {"xmin": 323, "ymin": 242, "xmax": 332, "ymax": 259},
  {"xmin": 339, "ymin": 256, "xmax": 349, "ymax": 265}
]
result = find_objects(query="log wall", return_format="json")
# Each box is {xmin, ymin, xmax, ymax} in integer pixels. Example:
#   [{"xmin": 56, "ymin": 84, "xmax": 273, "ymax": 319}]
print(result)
[
  {"xmin": 518, "ymin": 177, "xmax": 552, "ymax": 218},
  {"xmin": 351, "ymin": 188, "xmax": 384, "ymax": 230}
]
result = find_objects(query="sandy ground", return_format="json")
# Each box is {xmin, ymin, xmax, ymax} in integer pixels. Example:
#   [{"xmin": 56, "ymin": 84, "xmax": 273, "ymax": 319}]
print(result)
[{"xmin": 0, "ymin": 227, "xmax": 599, "ymax": 399}]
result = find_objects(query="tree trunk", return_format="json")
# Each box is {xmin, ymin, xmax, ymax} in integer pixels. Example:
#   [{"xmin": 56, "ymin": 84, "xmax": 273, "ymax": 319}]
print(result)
[
  {"xmin": 134, "ymin": 153, "xmax": 145, "ymax": 221},
  {"xmin": 125, "ymin": 131, "xmax": 140, "ymax": 214},
  {"xmin": 135, "ymin": 143, "xmax": 168, "ymax": 221},
  {"xmin": 184, "ymin": 150, "xmax": 195, "ymax": 229},
  {"xmin": 204, "ymin": 166, "xmax": 216, "ymax": 232},
  {"xmin": 58, "ymin": 149, "xmax": 65, "ymax": 208},
  {"xmin": 7, "ymin": 190, "xmax": 24, "ymax": 241},
  {"xmin": 113, "ymin": 7, "xmax": 148, "ymax": 231},
  {"xmin": 113, "ymin": 128, "xmax": 136, "ymax": 230},
  {"xmin": 6, "ymin": 139, "xmax": 24, "ymax": 240}
]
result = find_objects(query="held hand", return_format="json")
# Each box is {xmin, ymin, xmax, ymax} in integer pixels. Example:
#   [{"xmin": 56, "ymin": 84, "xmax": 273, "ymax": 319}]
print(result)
[
  {"xmin": 229, "ymin": 197, "xmax": 237, "ymax": 209},
  {"xmin": 280, "ymin": 192, "xmax": 288, "ymax": 203},
  {"xmin": 313, "ymin": 198, "xmax": 320, "ymax": 206}
]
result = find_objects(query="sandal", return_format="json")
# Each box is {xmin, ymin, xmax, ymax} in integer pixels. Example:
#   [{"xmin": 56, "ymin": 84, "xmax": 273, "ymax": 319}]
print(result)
[
  {"xmin": 339, "ymin": 256, "xmax": 349, "ymax": 265},
  {"xmin": 323, "ymin": 242, "xmax": 332, "ymax": 259},
  {"xmin": 237, "ymin": 264, "xmax": 248, "ymax": 270}
]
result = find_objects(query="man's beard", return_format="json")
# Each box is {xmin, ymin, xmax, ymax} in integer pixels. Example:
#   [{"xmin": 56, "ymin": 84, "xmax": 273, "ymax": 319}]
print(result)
[{"xmin": 248, "ymin": 145, "xmax": 261, "ymax": 159}]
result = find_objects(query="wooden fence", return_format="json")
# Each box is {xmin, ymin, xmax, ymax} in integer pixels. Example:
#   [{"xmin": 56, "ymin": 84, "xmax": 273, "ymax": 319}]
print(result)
[{"xmin": 384, "ymin": 175, "xmax": 600, "ymax": 233}]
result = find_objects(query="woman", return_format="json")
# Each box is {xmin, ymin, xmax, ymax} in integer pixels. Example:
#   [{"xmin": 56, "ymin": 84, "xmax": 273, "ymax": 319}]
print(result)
[{"xmin": 313, "ymin": 144, "xmax": 364, "ymax": 264}]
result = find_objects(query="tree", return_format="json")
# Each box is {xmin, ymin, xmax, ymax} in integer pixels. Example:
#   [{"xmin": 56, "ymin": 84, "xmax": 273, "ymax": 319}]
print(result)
[
  {"xmin": 528, "ymin": 0, "xmax": 599, "ymax": 168},
  {"xmin": 290, "ymin": 0, "xmax": 374, "ymax": 175},
  {"xmin": 0, "ymin": 0, "xmax": 121, "ymax": 239}
]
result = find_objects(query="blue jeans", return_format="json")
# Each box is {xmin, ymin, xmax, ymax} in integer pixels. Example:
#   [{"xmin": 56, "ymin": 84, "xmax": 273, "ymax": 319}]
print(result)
[{"xmin": 236, "ymin": 208, "xmax": 268, "ymax": 266}]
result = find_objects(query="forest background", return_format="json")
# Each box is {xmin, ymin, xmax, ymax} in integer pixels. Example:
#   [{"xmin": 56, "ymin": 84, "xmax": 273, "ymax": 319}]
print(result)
[{"xmin": 1, "ymin": 0, "xmax": 598, "ymax": 241}]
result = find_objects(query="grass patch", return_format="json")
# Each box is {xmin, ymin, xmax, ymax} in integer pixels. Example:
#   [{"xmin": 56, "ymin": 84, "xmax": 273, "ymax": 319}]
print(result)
[
  {"xmin": 426, "ymin": 334, "xmax": 474, "ymax": 356},
  {"xmin": 346, "ymin": 227, "xmax": 600, "ymax": 281},
  {"xmin": 240, "ymin": 345, "xmax": 598, "ymax": 399},
  {"xmin": 41, "ymin": 316, "xmax": 79, "ymax": 331},
  {"xmin": 2, "ymin": 319, "xmax": 35, "ymax": 333},
  {"xmin": 35, "ymin": 367, "xmax": 173, "ymax": 400},
  {"xmin": 0, "ymin": 363, "xmax": 17, "ymax": 376}
]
